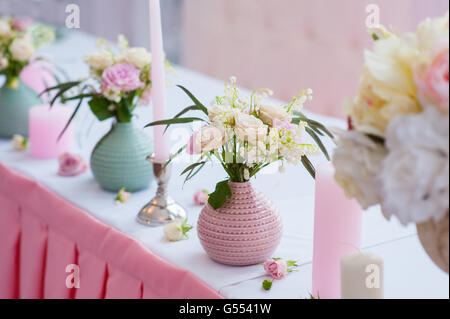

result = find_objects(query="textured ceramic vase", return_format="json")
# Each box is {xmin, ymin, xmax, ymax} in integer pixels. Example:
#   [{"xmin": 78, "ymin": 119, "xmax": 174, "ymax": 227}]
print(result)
[
  {"xmin": 90, "ymin": 122, "xmax": 154, "ymax": 192},
  {"xmin": 197, "ymin": 182, "xmax": 283, "ymax": 266},
  {"xmin": 0, "ymin": 80, "xmax": 42, "ymax": 138}
]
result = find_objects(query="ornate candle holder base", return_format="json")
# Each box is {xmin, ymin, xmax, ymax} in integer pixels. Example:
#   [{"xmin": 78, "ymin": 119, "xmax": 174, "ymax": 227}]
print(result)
[{"xmin": 137, "ymin": 157, "xmax": 186, "ymax": 227}]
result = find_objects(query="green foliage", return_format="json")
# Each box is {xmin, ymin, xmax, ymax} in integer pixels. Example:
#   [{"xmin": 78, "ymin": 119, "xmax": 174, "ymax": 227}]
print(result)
[
  {"xmin": 89, "ymin": 97, "xmax": 115, "ymax": 121},
  {"xmin": 180, "ymin": 219, "xmax": 194, "ymax": 239},
  {"xmin": 301, "ymin": 156, "xmax": 315, "ymax": 179},
  {"xmin": 262, "ymin": 280, "xmax": 273, "ymax": 291},
  {"xmin": 208, "ymin": 180, "xmax": 232, "ymax": 210}
]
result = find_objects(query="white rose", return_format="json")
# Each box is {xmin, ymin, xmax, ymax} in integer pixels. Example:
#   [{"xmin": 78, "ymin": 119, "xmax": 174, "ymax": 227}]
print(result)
[
  {"xmin": 333, "ymin": 129, "xmax": 387, "ymax": 209},
  {"xmin": 381, "ymin": 108, "xmax": 449, "ymax": 225},
  {"xmin": 12, "ymin": 135, "xmax": 27, "ymax": 151},
  {"xmin": 164, "ymin": 221, "xmax": 184, "ymax": 241},
  {"xmin": 259, "ymin": 103, "xmax": 291, "ymax": 126},
  {"xmin": 234, "ymin": 113, "xmax": 268, "ymax": 144},
  {"xmin": 0, "ymin": 20, "xmax": 11, "ymax": 38},
  {"xmin": 189, "ymin": 125, "xmax": 225, "ymax": 154},
  {"xmin": 119, "ymin": 47, "xmax": 151, "ymax": 69},
  {"xmin": 164, "ymin": 219, "xmax": 192, "ymax": 242},
  {"xmin": 9, "ymin": 35, "xmax": 34, "ymax": 62},
  {"xmin": 84, "ymin": 50, "xmax": 113, "ymax": 71}
]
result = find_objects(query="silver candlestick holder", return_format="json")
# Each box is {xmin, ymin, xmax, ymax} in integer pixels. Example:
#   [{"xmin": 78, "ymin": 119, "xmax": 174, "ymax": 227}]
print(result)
[{"xmin": 137, "ymin": 156, "xmax": 186, "ymax": 227}]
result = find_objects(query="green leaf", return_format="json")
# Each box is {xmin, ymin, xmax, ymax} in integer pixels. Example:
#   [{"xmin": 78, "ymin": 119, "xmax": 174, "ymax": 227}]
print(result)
[
  {"xmin": 301, "ymin": 155, "xmax": 315, "ymax": 179},
  {"xmin": 174, "ymin": 105, "xmax": 201, "ymax": 119},
  {"xmin": 286, "ymin": 260, "xmax": 298, "ymax": 267},
  {"xmin": 163, "ymin": 105, "xmax": 203, "ymax": 133},
  {"xmin": 163, "ymin": 145, "xmax": 186, "ymax": 170},
  {"xmin": 305, "ymin": 127, "xmax": 330, "ymax": 161},
  {"xmin": 57, "ymin": 97, "xmax": 84, "ymax": 141},
  {"xmin": 292, "ymin": 111, "xmax": 334, "ymax": 139},
  {"xmin": 177, "ymin": 85, "xmax": 208, "ymax": 115},
  {"xmin": 262, "ymin": 280, "xmax": 273, "ymax": 291},
  {"xmin": 61, "ymin": 93, "xmax": 97, "ymax": 102},
  {"xmin": 144, "ymin": 117, "xmax": 207, "ymax": 129},
  {"xmin": 184, "ymin": 161, "xmax": 206, "ymax": 184},
  {"xmin": 117, "ymin": 99, "xmax": 132, "ymax": 123},
  {"xmin": 181, "ymin": 219, "xmax": 193, "ymax": 239},
  {"xmin": 39, "ymin": 80, "xmax": 80, "ymax": 96},
  {"xmin": 181, "ymin": 162, "xmax": 207, "ymax": 176},
  {"xmin": 88, "ymin": 97, "xmax": 115, "ymax": 121},
  {"xmin": 208, "ymin": 180, "xmax": 232, "ymax": 210}
]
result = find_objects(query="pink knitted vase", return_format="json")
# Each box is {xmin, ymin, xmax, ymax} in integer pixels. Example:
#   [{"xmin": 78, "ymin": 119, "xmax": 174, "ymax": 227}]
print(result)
[{"xmin": 197, "ymin": 181, "xmax": 283, "ymax": 266}]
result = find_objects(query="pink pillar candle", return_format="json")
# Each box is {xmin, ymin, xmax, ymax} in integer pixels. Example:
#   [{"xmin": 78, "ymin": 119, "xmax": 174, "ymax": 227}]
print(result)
[
  {"xmin": 149, "ymin": 0, "xmax": 169, "ymax": 162},
  {"xmin": 29, "ymin": 105, "xmax": 74, "ymax": 159},
  {"xmin": 312, "ymin": 162, "xmax": 362, "ymax": 299}
]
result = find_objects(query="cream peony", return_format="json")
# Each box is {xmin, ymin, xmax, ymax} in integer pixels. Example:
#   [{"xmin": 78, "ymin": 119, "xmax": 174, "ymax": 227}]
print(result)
[
  {"xmin": 234, "ymin": 113, "xmax": 268, "ymax": 144},
  {"xmin": 187, "ymin": 125, "xmax": 225, "ymax": 154},
  {"xmin": 347, "ymin": 67, "xmax": 421, "ymax": 136},
  {"xmin": 259, "ymin": 103, "xmax": 291, "ymax": 126},
  {"xmin": 381, "ymin": 108, "xmax": 449, "ymax": 225},
  {"xmin": 9, "ymin": 35, "xmax": 34, "ymax": 62},
  {"xmin": 118, "ymin": 47, "xmax": 151, "ymax": 69},
  {"xmin": 333, "ymin": 129, "xmax": 387, "ymax": 209},
  {"xmin": 415, "ymin": 12, "xmax": 449, "ymax": 53},
  {"xmin": 85, "ymin": 50, "xmax": 114, "ymax": 71}
]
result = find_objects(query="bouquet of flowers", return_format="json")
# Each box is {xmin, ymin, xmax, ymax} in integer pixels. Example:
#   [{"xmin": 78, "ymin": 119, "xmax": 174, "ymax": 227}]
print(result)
[
  {"xmin": 332, "ymin": 13, "xmax": 449, "ymax": 271},
  {"xmin": 146, "ymin": 77, "xmax": 332, "ymax": 209},
  {"xmin": 0, "ymin": 15, "xmax": 54, "ymax": 89},
  {"xmin": 43, "ymin": 35, "xmax": 172, "ymax": 136}
]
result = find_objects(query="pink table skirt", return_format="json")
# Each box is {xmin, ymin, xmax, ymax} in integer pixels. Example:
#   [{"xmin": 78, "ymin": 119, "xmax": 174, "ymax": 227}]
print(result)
[{"xmin": 0, "ymin": 163, "xmax": 222, "ymax": 299}]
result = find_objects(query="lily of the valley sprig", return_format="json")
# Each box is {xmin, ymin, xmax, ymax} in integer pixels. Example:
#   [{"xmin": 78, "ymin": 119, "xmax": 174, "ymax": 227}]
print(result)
[
  {"xmin": 262, "ymin": 258, "xmax": 299, "ymax": 291},
  {"xmin": 145, "ymin": 77, "xmax": 333, "ymax": 209}
]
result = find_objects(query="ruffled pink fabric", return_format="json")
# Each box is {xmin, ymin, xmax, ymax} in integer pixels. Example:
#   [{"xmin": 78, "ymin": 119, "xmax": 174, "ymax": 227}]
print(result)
[{"xmin": 0, "ymin": 163, "xmax": 222, "ymax": 299}]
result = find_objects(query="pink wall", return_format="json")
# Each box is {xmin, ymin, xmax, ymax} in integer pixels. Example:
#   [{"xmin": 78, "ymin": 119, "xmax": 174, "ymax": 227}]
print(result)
[{"xmin": 181, "ymin": 0, "xmax": 449, "ymax": 118}]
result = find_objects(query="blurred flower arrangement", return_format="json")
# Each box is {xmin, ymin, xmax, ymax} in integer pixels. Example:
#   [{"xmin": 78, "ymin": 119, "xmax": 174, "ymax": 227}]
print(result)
[
  {"xmin": 42, "ymin": 35, "xmax": 173, "ymax": 137},
  {"xmin": 333, "ymin": 13, "xmax": 449, "ymax": 227},
  {"xmin": 0, "ymin": 15, "xmax": 54, "ymax": 89},
  {"xmin": 146, "ymin": 77, "xmax": 333, "ymax": 209}
]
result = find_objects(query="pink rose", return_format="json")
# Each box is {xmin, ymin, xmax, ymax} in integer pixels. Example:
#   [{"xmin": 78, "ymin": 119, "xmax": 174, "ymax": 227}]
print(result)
[
  {"xmin": 263, "ymin": 259, "xmax": 288, "ymax": 280},
  {"xmin": 194, "ymin": 190, "xmax": 209, "ymax": 206},
  {"xmin": 58, "ymin": 153, "xmax": 88, "ymax": 177},
  {"xmin": 139, "ymin": 88, "xmax": 152, "ymax": 105},
  {"xmin": 102, "ymin": 63, "xmax": 144, "ymax": 93},
  {"xmin": 416, "ymin": 41, "xmax": 449, "ymax": 113},
  {"xmin": 12, "ymin": 17, "xmax": 33, "ymax": 31}
]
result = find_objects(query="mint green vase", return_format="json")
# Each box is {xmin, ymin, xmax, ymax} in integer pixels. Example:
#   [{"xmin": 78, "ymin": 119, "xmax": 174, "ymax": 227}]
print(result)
[
  {"xmin": 90, "ymin": 122, "xmax": 154, "ymax": 192},
  {"xmin": 0, "ymin": 80, "xmax": 42, "ymax": 138}
]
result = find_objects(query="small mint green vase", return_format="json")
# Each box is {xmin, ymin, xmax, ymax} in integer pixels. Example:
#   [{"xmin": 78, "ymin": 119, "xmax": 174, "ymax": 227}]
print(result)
[
  {"xmin": 0, "ymin": 79, "xmax": 42, "ymax": 138},
  {"xmin": 90, "ymin": 122, "xmax": 154, "ymax": 192}
]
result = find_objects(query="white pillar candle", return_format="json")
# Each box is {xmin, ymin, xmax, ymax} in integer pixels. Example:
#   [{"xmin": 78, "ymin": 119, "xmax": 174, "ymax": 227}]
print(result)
[{"xmin": 341, "ymin": 251, "xmax": 384, "ymax": 299}]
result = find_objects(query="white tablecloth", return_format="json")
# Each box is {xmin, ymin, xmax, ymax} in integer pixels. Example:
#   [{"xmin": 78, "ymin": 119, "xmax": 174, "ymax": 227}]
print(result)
[{"xmin": 0, "ymin": 30, "xmax": 448, "ymax": 299}]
